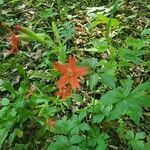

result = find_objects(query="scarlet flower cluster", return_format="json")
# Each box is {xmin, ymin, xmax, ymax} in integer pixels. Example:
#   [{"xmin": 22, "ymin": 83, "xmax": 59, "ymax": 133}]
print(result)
[
  {"xmin": 54, "ymin": 55, "xmax": 88, "ymax": 100},
  {"xmin": 7, "ymin": 25, "xmax": 23, "ymax": 55},
  {"xmin": 8, "ymin": 32, "xmax": 20, "ymax": 55}
]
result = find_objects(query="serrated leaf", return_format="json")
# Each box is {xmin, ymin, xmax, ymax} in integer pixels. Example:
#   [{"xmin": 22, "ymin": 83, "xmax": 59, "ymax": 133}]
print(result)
[
  {"xmin": 108, "ymin": 100, "xmax": 128, "ymax": 120},
  {"xmin": 100, "ymin": 73, "xmax": 116, "ymax": 89},
  {"xmin": 89, "ymin": 73, "xmax": 99, "ymax": 90},
  {"xmin": 79, "ymin": 123, "xmax": 90, "ymax": 131},
  {"xmin": 101, "ymin": 88, "xmax": 122, "ymax": 105},
  {"xmin": 125, "ymin": 130, "xmax": 135, "ymax": 140},
  {"xmin": 125, "ymin": 37, "xmax": 145, "ymax": 50},
  {"xmin": 82, "ymin": 58, "xmax": 98, "ymax": 69},
  {"xmin": 70, "ymin": 135, "xmax": 83, "ymax": 144},
  {"xmin": 135, "ymin": 132, "xmax": 145, "ymax": 140},
  {"xmin": 122, "ymin": 79, "xmax": 133, "ymax": 97},
  {"xmin": 93, "ymin": 114, "xmax": 104, "ymax": 123},
  {"xmin": 90, "ymin": 38, "xmax": 108, "ymax": 52}
]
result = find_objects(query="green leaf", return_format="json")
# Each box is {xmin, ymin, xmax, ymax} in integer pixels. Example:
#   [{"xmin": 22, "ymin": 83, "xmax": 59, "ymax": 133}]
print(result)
[
  {"xmin": 141, "ymin": 28, "xmax": 150, "ymax": 36},
  {"xmin": 55, "ymin": 135, "xmax": 69, "ymax": 145},
  {"xmin": 90, "ymin": 38, "xmax": 108, "ymax": 52},
  {"xmin": 101, "ymin": 88, "xmax": 122, "ymax": 105},
  {"xmin": 122, "ymin": 79, "xmax": 133, "ymax": 97},
  {"xmin": 108, "ymin": 100, "xmax": 128, "ymax": 120},
  {"xmin": 94, "ymin": 14, "xmax": 120, "ymax": 27},
  {"xmin": 60, "ymin": 21, "xmax": 74, "ymax": 41},
  {"xmin": 79, "ymin": 123, "xmax": 90, "ymax": 131},
  {"xmin": 1, "ymin": 98, "xmax": 10, "ymax": 106},
  {"xmin": 70, "ymin": 135, "xmax": 83, "ymax": 144},
  {"xmin": 16, "ymin": 64, "xmax": 26, "ymax": 77},
  {"xmin": 100, "ymin": 73, "xmax": 116, "ymax": 89},
  {"xmin": 131, "ymin": 81, "xmax": 150, "ymax": 94},
  {"xmin": 2, "ymin": 80, "xmax": 16, "ymax": 98},
  {"xmin": 125, "ymin": 130, "xmax": 135, "ymax": 140},
  {"xmin": 39, "ymin": 9, "xmax": 57, "ymax": 19},
  {"xmin": 93, "ymin": 114, "xmax": 104, "ymax": 123},
  {"xmin": 125, "ymin": 37, "xmax": 145, "ymax": 50},
  {"xmin": 89, "ymin": 73, "xmax": 99, "ymax": 90},
  {"xmin": 135, "ymin": 132, "xmax": 145, "ymax": 140},
  {"xmin": 129, "ymin": 105, "xmax": 142, "ymax": 125},
  {"xmin": 81, "ymin": 58, "xmax": 98, "ymax": 69}
]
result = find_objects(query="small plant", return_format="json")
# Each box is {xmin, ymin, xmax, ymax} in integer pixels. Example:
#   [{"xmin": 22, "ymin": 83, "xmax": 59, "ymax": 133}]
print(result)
[{"xmin": 125, "ymin": 130, "xmax": 146, "ymax": 150}]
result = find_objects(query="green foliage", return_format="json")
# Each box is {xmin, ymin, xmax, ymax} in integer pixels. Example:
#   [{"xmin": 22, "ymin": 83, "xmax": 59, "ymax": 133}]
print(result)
[
  {"xmin": 125, "ymin": 130, "xmax": 146, "ymax": 150},
  {"xmin": 0, "ymin": 0, "xmax": 149, "ymax": 149},
  {"xmin": 101, "ymin": 79, "xmax": 150, "ymax": 125}
]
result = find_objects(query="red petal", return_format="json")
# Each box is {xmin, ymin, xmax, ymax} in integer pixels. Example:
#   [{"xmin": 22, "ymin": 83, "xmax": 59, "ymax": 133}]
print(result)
[
  {"xmin": 15, "ymin": 25, "xmax": 23, "ymax": 31},
  {"xmin": 75, "ymin": 67, "xmax": 88, "ymax": 76},
  {"xmin": 8, "ymin": 33, "xmax": 20, "ymax": 55},
  {"xmin": 56, "ymin": 75, "xmax": 69, "ymax": 89},
  {"xmin": 54, "ymin": 62, "xmax": 67, "ymax": 74},
  {"xmin": 68, "ymin": 55, "xmax": 77, "ymax": 70},
  {"xmin": 70, "ymin": 76, "xmax": 80, "ymax": 90}
]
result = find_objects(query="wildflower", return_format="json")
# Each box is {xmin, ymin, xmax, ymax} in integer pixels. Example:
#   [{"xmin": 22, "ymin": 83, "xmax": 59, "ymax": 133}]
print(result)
[
  {"xmin": 46, "ymin": 118, "xmax": 56, "ymax": 128},
  {"xmin": 56, "ymin": 85, "xmax": 71, "ymax": 100},
  {"xmin": 8, "ymin": 32, "xmax": 20, "ymax": 55},
  {"xmin": 15, "ymin": 25, "xmax": 24, "ymax": 32},
  {"xmin": 54, "ymin": 55, "xmax": 88, "ymax": 90}
]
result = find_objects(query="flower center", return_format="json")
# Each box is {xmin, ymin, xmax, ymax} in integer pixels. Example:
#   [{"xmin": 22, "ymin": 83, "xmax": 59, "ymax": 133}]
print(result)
[{"xmin": 67, "ymin": 68, "xmax": 74, "ymax": 77}]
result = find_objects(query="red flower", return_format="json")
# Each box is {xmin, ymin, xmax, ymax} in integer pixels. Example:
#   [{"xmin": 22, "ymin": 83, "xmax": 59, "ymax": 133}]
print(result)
[
  {"xmin": 54, "ymin": 55, "xmax": 88, "ymax": 90},
  {"xmin": 56, "ymin": 85, "xmax": 71, "ymax": 100},
  {"xmin": 8, "ymin": 32, "xmax": 20, "ymax": 55},
  {"xmin": 15, "ymin": 25, "xmax": 23, "ymax": 32}
]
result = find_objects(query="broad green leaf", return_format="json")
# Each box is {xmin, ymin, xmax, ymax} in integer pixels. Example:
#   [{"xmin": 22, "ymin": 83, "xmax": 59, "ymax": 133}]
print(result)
[
  {"xmin": 125, "ymin": 37, "xmax": 145, "ymax": 50},
  {"xmin": 122, "ymin": 79, "xmax": 133, "ymax": 97},
  {"xmin": 100, "ymin": 73, "xmax": 116, "ymax": 89},
  {"xmin": 135, "ymin": 132, "xmax": 145, "ymax": 140},
  {"xmin": 1, "ymin": 98, "xmax": 10, "ymax": 106},
  {"xmin": 89, "ymin": 73, "xmax": 99, "ymax": 90},
  {"xmin": 93, "ymin": 114, "xmax": 104, "ymax": 123},
  {"xmin": 90, "ymin": 38, "xmax": 108, "ymax": 52},
  {"xmin": 108, "ymin": 100, "xmax": 128, "ymax": 120},
  {"xmin": 94, "ymin": 14, "xmax": 120, "ymax": 27},
  {"xmin": 101, "ymin": 88, "xmax": 122, "ymax": 105},
  {"xmin": 81, "ymin": 58, "xmax": 98, "ymax": 69},
  {"xmin": 70, "ymin": 135, "xmax": 83, "ymax": 144},
  {"xmin": 118, "ymin": 48, "xmax": 142, "ymax": 64},
  {"xmin": 125, "ymin": 130, "xmax": 135, "ymax": 140},
  {"xmin": 129, "ymin": 105, "xmax": 142, "ymax": 125},
  {"xmin": 55, "ymin": 135, "xmax": 69, "ymax": 146},
  {"xmin": 79, "ymin": 122, "xmax": 90, "ymax": 131},
  {"xmin": 39, "ymin": 9, "xmax": 57, "ymax": 19},
  {"xmin": 131, "ymin": 81, "xmax": 150, "ymax": 94},
  {"xmin": 96, "ymin": 139, "xmax": 107, "ymax": 150}
]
